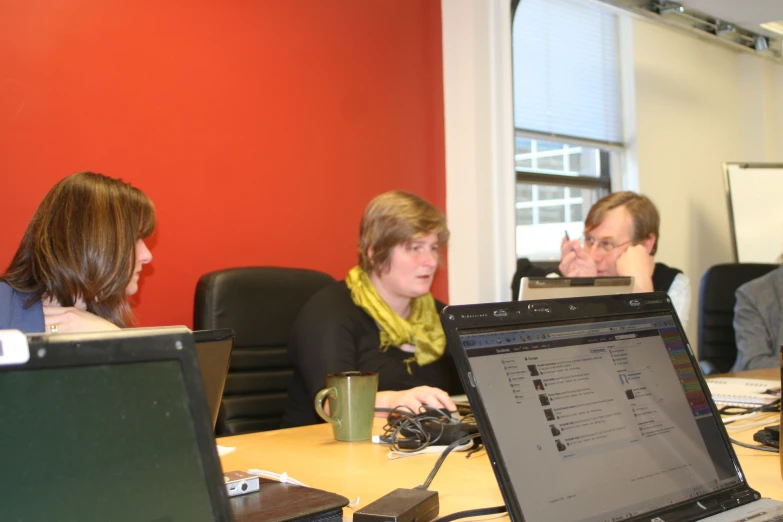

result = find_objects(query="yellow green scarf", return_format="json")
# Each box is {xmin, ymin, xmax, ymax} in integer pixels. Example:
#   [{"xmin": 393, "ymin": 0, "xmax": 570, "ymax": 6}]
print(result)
[{"xmin": 345, "ymin": 266, "xmax": 446, "ymax": 372}]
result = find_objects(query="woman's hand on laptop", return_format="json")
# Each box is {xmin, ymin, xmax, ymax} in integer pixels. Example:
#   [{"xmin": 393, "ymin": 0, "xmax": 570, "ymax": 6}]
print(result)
[
  {"xmin": 375, "ymin": 386, "xmax": 456, "ymax": 415},
  {"xmin": 43, "ymin": 306, "xmax": 121, "ymax": 334}
]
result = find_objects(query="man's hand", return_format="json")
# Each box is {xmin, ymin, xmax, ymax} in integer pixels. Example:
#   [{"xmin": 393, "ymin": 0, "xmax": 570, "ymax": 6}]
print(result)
[
  {"xmin": 375, "ymin": 386, "xmax": 456, "ymax": 415},
  {"xmin": 559, "ymin": 235, "xmax": 579, "ymax": 260},
  {"xmin": 43, "ymin": 306, "xmax": 121, "ymax": 333},
  {"xmin": 616, "ymin": 244, "xmax": 655, "ymax": 292},
  {"xmin": 559, "ymin": 238, "xmax": 598, "ymax": 277}
]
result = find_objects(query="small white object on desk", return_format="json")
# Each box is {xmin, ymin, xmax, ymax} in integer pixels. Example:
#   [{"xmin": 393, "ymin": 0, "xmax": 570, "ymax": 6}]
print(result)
[
  {"xmin": 706, "ymin": 377, "xmax": 780, "ymax": 407},
  {"xmin": 217, "ymin": 445, "xmax": 236, "ymax": 456}
]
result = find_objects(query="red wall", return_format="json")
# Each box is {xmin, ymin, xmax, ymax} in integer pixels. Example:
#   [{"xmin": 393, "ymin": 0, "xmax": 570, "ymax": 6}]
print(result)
[{"xmin": 0, "ymin": 0, "xmax": 447, "ymax": 327}]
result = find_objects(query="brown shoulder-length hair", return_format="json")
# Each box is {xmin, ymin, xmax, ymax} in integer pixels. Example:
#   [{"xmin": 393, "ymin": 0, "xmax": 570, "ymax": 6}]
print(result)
[
  {"xmin": 584, "ymin": 191, "xmax": 660, "ymax": 255},
  {"xmin": 1, "ymin": 172, "xmax": 156, "ymax": 327},
  {"xmin": 357, "ymin": 190, "xmax": 450, "ymax": 274}
]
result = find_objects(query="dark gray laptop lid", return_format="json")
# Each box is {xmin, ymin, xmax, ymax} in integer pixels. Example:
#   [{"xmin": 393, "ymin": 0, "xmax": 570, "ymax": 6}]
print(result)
[
  {"xmin": 116, "ymin": 326, "xmax": 234, "ymax": 430},
  {"xmin": 193, "ymin": 328, "xmax": 234, "ymax": 429},
  {"xmin": 0, "ymin": 327, "xmax": 233, "ymax": 522},
  {"xmin": 441, "ymin": 293, "xmax": 757, "ymax": 522}
]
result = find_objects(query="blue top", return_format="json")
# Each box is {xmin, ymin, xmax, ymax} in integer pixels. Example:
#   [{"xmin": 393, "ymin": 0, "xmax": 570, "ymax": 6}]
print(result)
[{"xmin": 0, "ymin": 281, "xmax": 45, "ymax": 333}]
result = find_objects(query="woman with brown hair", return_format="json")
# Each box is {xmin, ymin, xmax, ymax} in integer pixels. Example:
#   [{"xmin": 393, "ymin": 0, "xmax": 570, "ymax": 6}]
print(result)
[
  {"xmin": 282, "ymin": 190, "xmax": 461, "ymax": 427},
  {"xmin": 0, "ymin": 171, "xmax": 155, "ymax": 333}
]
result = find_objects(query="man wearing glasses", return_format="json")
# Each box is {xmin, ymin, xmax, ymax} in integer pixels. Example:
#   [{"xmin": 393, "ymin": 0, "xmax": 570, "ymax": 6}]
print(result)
[{"xmin": 558, "ymin": 191, "xmax": 691, "ymax": 328}]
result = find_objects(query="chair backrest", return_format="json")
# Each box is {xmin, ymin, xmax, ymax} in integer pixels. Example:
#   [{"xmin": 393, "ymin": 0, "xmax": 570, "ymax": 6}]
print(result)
[
  {"xmin": 697, "ymin": 263, "xmax": 777, "ymax": 374},
  {"xmin": 194, "ymin": 266, "xmax": 335, "ymax": 435}
]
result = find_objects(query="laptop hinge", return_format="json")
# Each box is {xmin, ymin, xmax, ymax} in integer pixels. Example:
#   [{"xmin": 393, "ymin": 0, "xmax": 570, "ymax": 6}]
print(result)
[
  {"xmin": 726, "ymin": 489, "xmax": 759, "ymax": 506},
  {"xmin": 632, "ymin": 487, "xmax": 760, "ymax": 522}
]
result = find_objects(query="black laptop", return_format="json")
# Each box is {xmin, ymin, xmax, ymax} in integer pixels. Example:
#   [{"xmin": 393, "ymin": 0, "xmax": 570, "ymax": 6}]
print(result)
[
  {"xmin": 0, "ymin": 327, "xmax": 233, "ymax": 521},
  {"xmin": 106, "ymin": 326, "xmax": 234, "ymax": 430},
  {"xmin": 441, "ymin": 292, "xmax": 783, "ymax": 522}
]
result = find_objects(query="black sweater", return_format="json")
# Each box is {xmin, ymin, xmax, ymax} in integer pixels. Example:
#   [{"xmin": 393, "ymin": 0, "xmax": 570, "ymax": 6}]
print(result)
[{"xmin": 282, "ymin": 281, "xmax": 462, "ymax": 427}]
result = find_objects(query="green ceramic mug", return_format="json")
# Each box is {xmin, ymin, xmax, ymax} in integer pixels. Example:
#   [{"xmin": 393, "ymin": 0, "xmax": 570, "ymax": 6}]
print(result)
[{"xmin": 314, "ymin": 371, "xmax": 378, "ymax": 442}]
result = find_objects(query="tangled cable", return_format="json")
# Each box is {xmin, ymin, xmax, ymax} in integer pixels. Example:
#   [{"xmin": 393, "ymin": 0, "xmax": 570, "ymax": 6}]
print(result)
[{"xmin": 376, "ymin": 404, "xmax": 480, "ymax": 452}]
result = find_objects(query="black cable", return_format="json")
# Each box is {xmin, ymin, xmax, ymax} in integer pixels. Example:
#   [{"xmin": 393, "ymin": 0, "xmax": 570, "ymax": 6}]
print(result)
[
  {"xmin": 433, "ymin": 505, "xmax": 507, "ymax": 521},
  {"xmin": 416, "ymin": 433, "xmax": 482, "ymax": 490},
  {"xmin": 399, "ymin": 419, "xmax": 495, "ymax": 520},
  {"xmin": 719, "ymin": 401, "xmax": 781, "ymax": 453},
  {"xmin": 382, "ymin": 405, "xmax": 439, "ymax": 451},
  {"xmin": 379, "ymin": 405, "xmax": 478, "ymax": 452},
  {"xmin": 718, "ymin": 399, "xmax": 780, "ymax": 416},
  {"xmin": 730, "ymin": 437, "xmax": 779, "ymax": 453},
  {"xmin": 465, "ymin": 444, "xmax": 484, "ymax": 459}
]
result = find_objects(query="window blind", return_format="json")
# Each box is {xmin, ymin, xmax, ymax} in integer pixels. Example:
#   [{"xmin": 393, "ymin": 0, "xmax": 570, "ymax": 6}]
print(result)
[{"xmin": 513, "ymin": 0, "xmax": 623, "ymax": 145}]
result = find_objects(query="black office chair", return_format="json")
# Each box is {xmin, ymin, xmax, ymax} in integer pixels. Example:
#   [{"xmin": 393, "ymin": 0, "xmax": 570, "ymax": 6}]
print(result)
[
  {"xmin": 510, "ymin": 258, "xmax": 560, "ymax": 300},
  {"xmin": 697, "ymin": 263, "xmax": 777, "ymax": 375},
  {"xmin": 194, "ymin": 266, "xmax": 335, "ymax": 435}
]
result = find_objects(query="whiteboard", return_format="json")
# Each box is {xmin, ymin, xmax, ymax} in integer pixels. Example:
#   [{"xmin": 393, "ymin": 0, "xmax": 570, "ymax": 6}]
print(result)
[{"xmin": 725, "ymin": 163, "xmax": 783, "ymax": 263}]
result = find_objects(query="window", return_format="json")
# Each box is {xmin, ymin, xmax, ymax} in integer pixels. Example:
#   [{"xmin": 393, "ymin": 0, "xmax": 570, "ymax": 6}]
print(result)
[{"xmin": 512, "ymin": 0, "xmax": 624, "ymax": 261}]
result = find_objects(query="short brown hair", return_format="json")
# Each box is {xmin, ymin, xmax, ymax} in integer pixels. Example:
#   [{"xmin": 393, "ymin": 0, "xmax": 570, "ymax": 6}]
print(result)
[
  {"xmin": 584, "ymin": 191, "xmax": 660, "ymax": 255},
  {"xmin": 358, "ymin": 190, "xmax": 449, "ymax": 273},
  {"xmin": 2, "ymin": 172, "xmax": 156, "ymax": 327}
]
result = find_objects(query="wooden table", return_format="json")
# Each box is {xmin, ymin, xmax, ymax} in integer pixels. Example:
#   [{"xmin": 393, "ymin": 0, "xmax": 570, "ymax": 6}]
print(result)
[
  {"xmin": 219, "ymin": 418, "xmax": 503, "ymax": 520},
  {"xmin": 715, "ymin": 368, "xmax": 782, "ymax": 503},
  {"xmin": 219, "ymin": 371, "xmax": 783, "ymax": 521}
]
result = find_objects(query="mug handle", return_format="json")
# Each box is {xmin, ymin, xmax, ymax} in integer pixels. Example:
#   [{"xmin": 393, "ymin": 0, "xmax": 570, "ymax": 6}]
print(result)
[{"xmin": 314, "ymin": 386, "xmax": 341, "ymax": 428}]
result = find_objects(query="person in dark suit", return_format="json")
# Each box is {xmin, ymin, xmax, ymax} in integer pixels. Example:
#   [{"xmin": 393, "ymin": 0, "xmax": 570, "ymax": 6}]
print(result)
[
  {"xmin": 0, "ymin": 172, "xmax": 155, "ymax": 334},
  {"xmin": 283, "ymin": 190, "xmax": 461, "ymax": 427},
  {"xmin": 732, "ymin": 264, "xmax": 783, "ymax": 371}
]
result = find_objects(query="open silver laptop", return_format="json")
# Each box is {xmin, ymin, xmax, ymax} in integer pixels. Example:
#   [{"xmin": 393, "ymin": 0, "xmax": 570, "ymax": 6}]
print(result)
[
  {"xmin": 442, "ymin": 293, "xmax": 783, "ymax": 522},
  {"xmin": 519, "ymin": 276, "xmax": 634, "ymax": 301}
]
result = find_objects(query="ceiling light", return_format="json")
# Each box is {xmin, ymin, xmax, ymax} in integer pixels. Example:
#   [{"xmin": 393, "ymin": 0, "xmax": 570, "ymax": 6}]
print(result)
[
  {"xmin": 760, "ymin": 21, "xmax": 783, "ymax": 37},
  {"xmin": 715, "ymin": 23, "xmax": 735, "ymax": 36},
  {"xmin": 657, "ymin": 1, "xmax": 684, "ymax": 16}
]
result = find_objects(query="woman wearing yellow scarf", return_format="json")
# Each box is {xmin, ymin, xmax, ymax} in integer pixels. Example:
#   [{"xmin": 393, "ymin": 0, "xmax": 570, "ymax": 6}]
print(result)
[{"xmin": 282, "ymin": 190, "xmax": 462, "ymax": 427}]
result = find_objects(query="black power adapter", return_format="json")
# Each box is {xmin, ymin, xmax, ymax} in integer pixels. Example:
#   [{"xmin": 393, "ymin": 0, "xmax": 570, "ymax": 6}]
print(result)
[
  {"xmin": 753, "ymin": 424, "xmax": 780, "ymax": 448},
  {"xmin": 353, "ymin": 488, "xmax": 439, "ymax": 522}
]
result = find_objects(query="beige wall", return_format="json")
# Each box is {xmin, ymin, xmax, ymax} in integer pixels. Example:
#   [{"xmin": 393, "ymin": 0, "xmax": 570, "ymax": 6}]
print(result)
[{"xmin": 631, "ymin": 18, "xmax": 783, "ymax": 343}]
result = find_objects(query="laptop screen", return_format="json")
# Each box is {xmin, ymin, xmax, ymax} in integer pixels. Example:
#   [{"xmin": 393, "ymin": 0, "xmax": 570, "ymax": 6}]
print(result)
[
  {"xmin": 458, "ymin": 311, "xmax": 740, "ymax": 522},
  {"xmin": 0, "ymin": 331, "xmax": 228, "ymax": 521}
]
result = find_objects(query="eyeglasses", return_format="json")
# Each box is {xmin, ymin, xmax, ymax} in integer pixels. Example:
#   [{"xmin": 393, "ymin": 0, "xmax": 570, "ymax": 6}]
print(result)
[{"xmin": 582, "ymin": 236, "xmax": 633, "ymax": 253}]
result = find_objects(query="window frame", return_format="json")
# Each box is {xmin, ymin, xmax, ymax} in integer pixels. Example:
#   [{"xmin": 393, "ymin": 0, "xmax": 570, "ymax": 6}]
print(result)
[
  {"xmin": 514, "ymin": 128, "xmax": 622, "ymax": 192},
  {"xmin": 511, "ymin": 0, "xmax": 625, "ymax": 261}
]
